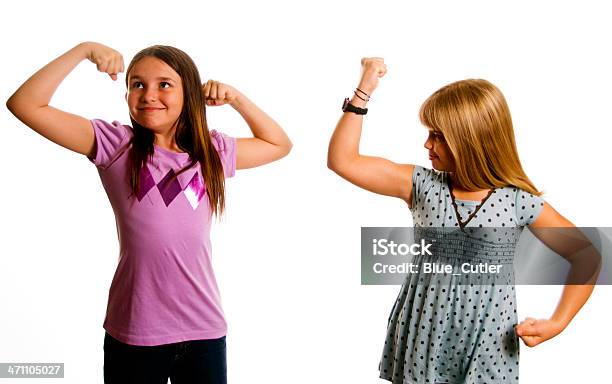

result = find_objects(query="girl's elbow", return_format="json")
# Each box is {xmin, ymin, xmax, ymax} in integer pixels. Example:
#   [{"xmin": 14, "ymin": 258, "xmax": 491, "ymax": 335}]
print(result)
[
  {"xmin": 327, "ymin": 155, "xmax": 337, "ymax": 172},
  {"xmin": 6, "ymin": 95, "xmax": 18, "ymax": 114},
  {"xmin": 268, "ymin": 141, "xmax": 292, "ymax": 163},
  {"xmin": 6, "ymin": 94, "xmax": 30, "ymax": 119},
  {"xmin": 327, "ymin": 154, "xmax": 347, "ymax": 174},
  {"xmin": 275, "ymin": 139, "xmax": 292, "ymax": 160},
  {"xmin": 327, "ymin": 143, "xmax": 353, "ymax": 173},
  {"xmin": 283, "ymin": 140, "xmax": 293, "ymax": 157},
  {"xmin": 6, "ymin": 97, "xmax": 27, "ymax": 122},
  {"xmin": 327, "ymin": 146, "xmax": 351, "ymax": 173}
]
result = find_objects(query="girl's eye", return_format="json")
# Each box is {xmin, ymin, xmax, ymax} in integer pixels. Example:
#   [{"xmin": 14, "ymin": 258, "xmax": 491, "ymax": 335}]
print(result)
[
  {"xmin": 428, "ymin": 131, "xmax": 444, "ymax": 141},
  {"xmin": 160, "ymin": 82, "xmax": 170, "ymax": 89},
  {"xmin": 132, "ymin": 81, "xmax": 143, "ymax": 89}
]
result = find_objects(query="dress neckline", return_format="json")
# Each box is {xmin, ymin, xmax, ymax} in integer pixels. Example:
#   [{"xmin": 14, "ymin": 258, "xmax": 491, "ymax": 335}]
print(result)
[{"xmin": 446, "ymin": 176, "xmax": 496, "ymax": 229}]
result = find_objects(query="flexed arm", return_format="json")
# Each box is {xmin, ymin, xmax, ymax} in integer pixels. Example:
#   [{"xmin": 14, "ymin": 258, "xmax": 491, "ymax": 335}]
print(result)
[
  {"xmin": 6, "ymin": 42, "xmax": 124, "ymax": 156},
  {"xmin": 203, "ymin": 80, "xmax": 292, "ymax": 170},
  {"xmin": 515, "ymin": 203, "xmax": 600, "ymax": 347},
  {"xmin": 327, "ymin": 58, "xmax": 414, "ymax": 204}
]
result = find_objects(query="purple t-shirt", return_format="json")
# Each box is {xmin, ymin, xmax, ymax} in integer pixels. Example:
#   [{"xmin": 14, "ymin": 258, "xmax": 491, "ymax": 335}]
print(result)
[{"xmin": 88, "ymin": 118, "xmax": 236, "ymax": 346}]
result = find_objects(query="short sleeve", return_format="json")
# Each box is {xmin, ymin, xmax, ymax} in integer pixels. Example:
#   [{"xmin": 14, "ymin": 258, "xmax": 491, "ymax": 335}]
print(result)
[
  {"xmin": 88, "ymin": 119, "xmax": 133, "ymax": 169},
  {"xmin": 515, "ymin": 189, "xmax": 545, "ymax": 226},
  {"xmin": 210, "ymin": 130, "xmax": 237, "ymax": 178},
  {"xmin": 411, "ymin": 165, "xmax": 438, "ymax": 209}
]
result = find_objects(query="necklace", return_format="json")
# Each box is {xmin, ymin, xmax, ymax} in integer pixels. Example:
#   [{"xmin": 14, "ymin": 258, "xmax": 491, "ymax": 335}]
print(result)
[{"xmin": 446, "ymin": 176, "xmax": 495, "ymax": 229}]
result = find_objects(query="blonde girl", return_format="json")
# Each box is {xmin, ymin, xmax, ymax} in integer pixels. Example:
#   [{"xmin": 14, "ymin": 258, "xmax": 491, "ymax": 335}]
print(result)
[{"xmin": 328, "ymin": 57, "xmax": 595, "ymax": 384}]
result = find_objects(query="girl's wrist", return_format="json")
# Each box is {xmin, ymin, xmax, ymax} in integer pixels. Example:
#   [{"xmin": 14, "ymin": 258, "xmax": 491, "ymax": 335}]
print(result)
[
  {"xmin": 349, "ymin": 94, "xmax": 368, "ymax": 109},
  {"xmin": 75, "ymin": 42, "xmax": 93, "ymax": 60},
  {"xmin": 229, "ymin": 90, "xmax": 247, "ymax": 110},
  {"xmin": 357, "ymin": 82, "xmax": 375, "ymax": 97},
  {"xmin": 549, "ymin": 316, "xmax": 568, "ymax": 334},
  {"xmin": 348, "ymin": 86, "xmax": 372, "ymax": 108}
]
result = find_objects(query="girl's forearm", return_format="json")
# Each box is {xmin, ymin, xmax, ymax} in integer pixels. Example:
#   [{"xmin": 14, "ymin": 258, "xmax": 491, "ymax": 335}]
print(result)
[
  {"xmin": 229, "ymin": 92, "xmax": 291, "ymax": 149},
  {"xmin": 7, "ymin": 43, "xmax": 90, "ymax": 111},
  {"xmin": 328, "ymin": 58, "xmax": 384, "ymax": 170},
  {"xmin": 328, "ymin": 94, "xmax": 369, "ymax": 170},
  {"xmin": 537, "ymin": 226, "xmax": 600, "ymax": 331},
  {"xmin": 551, "ymin": 284, "xmax": 595, "ymax": 330}
]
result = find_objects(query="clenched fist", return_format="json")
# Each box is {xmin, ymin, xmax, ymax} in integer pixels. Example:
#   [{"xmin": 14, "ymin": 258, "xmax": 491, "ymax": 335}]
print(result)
[
  {"xmin": 358, "ymin": 57, "xmax": 387, "ymax": 96},
  {"xmin": 83, "ymin": 42, "xmax": 124, "ymax": 81},
  {"xmin": 514, "ymin": 317, "xmax": 564, "ymax": 347},
  {"xmin": 202, "ymin": 80, "xmax": 240, "ymax": 107}
]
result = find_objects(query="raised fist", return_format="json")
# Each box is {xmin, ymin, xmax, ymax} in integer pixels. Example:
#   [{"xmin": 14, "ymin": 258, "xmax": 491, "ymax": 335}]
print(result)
[
  {"xmin": 202, "ymin": 80, "xmax": 239, "ymax": 107},
  {"xmin": 358, "ymin": 57, "xmax": 387, "ymax": 96},
  {"xmin": 83, "ymin": 42, "xmax": 124, "ymax": 81}
]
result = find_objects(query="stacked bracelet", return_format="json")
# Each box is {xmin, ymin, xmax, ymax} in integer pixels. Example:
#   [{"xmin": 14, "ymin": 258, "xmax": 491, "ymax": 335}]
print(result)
[
  {"xmin": 342, "ymin": 88, "xmax": 371, "ymax": 115},
  {"xmin": 353, "ymin": 91, "xmax": 367, "ymax": 102},
  {"xmin": 355, "ymin": 88, "xmax": 371, "ymax": 101}
]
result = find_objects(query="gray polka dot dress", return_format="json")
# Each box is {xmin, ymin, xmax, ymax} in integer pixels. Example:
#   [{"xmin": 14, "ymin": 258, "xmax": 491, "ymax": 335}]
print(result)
[{"xmin": 379, "ymin": 166, "xmax": 545, "ymax": 384}]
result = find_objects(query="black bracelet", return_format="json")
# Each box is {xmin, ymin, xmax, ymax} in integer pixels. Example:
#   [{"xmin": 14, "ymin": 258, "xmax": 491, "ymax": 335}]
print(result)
[
  {"xmin": 353, "ymin": 91, "xmax": 367, "ymax": 102},
  {"xmin": 355, "ymin": 88, "xmax": 371, "ymax": 100}
]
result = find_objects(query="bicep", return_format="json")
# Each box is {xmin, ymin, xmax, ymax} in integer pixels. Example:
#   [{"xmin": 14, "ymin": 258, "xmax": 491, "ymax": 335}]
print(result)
[
  {"xmin": 9, "ymin": 104, "xmax": 94, "ymax": 156},
  {"xmin": 529, "ymin": 202, "xmax": 596, "ymax": 264},
  {"xmin": 529, "ymin": 202, "xmax": 575, "ymax": 252},
  {"xmin": 235, "ymin": 137, "xmax": 289, "ymax": 169},
  {"xmin": 529, "ymin": 202, "xmax": 574, "ymax": 252},
  {"xmin": 331, "ymin": 155, "xmax": 414, "ymax": 201},
  {"xmin": 530, "ymin": 202, "xmax": 574, "ymax": 228}
]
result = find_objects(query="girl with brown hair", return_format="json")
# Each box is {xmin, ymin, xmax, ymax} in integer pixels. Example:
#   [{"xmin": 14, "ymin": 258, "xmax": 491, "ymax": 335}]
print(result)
[
  {"xmin": 328, "ymin": 58, "xmax": 595, "ymax": 383},
  {"xmin": 7, "ymin": 41, "xmax": 292, "ymax": 383}
]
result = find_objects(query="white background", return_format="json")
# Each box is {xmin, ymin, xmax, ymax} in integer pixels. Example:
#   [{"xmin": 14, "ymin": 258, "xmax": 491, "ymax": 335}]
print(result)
[{"xmin": 1, "ymin": 0, "xmax": 611, "ymax": 383}]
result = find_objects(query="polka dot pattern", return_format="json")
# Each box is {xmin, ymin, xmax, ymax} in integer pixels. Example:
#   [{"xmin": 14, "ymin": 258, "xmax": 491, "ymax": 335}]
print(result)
[{"xmin": 379, "ymin": 166, "xmax": 545, "ymax": 384}]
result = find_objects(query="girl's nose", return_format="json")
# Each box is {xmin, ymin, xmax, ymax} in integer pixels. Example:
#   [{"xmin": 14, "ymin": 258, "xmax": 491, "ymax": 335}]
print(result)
[
  {"xmin": 141, "ymin": 87, "xmax": 158, "ymax": 103},
  {"xmin": 424, "ymin": 137, "xmax": 433, "ymax": 150}
]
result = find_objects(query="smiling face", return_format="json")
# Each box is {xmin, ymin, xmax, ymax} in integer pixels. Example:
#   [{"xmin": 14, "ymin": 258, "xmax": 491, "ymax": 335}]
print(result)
[
  {"xmin": 424, "ymin": 129, "xmax": 455, "ymax": 172},
  {"xmin": 126, "ymin": 56, "xmax": 184, "ymax": 135}
]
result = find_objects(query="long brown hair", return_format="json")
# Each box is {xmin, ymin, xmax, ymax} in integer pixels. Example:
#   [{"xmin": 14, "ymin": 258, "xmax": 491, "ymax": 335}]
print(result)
[
  {"xmin": 419, "ymin": 79, "xmax": 541, "ymax": 196},
  {"xmin": 125, "ymin": 46, "xmax": 226, "ymax": 215}
]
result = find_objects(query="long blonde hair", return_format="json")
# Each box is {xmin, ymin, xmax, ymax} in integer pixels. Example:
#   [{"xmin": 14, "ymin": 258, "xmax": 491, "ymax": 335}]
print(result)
[{"xmin": 419, "ymin": 79, "xmax": 541, "ymax": 196}]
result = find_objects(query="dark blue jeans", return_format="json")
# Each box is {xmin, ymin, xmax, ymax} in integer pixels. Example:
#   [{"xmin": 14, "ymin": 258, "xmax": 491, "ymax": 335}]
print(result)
[{"xmin": 103, "ymin": 332, "xmax": 227, "ymax": 384}]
